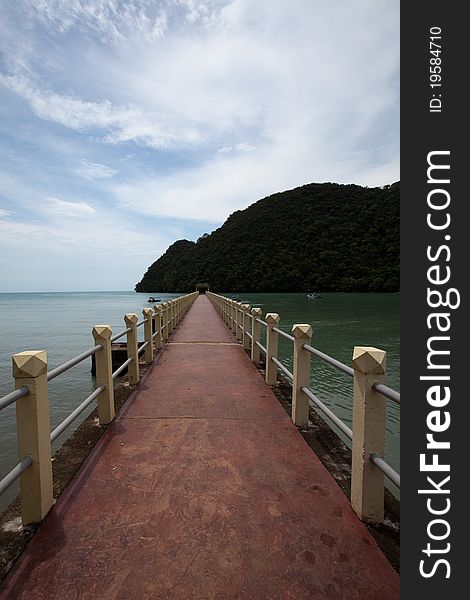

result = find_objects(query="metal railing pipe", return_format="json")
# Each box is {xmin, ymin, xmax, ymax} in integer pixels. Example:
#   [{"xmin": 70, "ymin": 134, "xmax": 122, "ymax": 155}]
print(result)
[
  {"xmin": 50, "ymin": 385, "xmax": 106, "ymax": 443},
  {"xmin": 0, "ymin": 456, "xmax": 33, "ymax": 497},
  {"xmin": 138, "ymin": 341, "xmax": 149, "ymax": 356},
  {"xmin": 302, "ymin": 386, "xmax": 353, "ymax": 440},
  {"xmin": 255, "ymin": 341, "xmax": 266, "ymax": 355},
  {"xmin": 272, "ymin": 356, "xmax": 293, "ymax": 381},
  {"xmin": 112, "ymin": 357, "xmax": 133, "ymax": 380},
  {"xmin": 47, "ymin": 345, "xmax": 103, "ymax": 382},
  {"xmin": 303, "ymin": 344, "xmax": 354, "ymax": 377},
  {"xmin": 272, "ymin": 327, "xmax": 294, "ymax": 343},
  {"xmin": 370, "ymin": 454, "xmax": 400, "ymax": 489},
  {"xmin": 110, "ymin": 328, "xmax": 131, "ymax": 343},
  {"xmin": 0, "ymin": 386, "xmax": 29, "ymax": 411},
  {"xmin": 373, "ymin": 383, "xmax": 400, "ymax": 405}
]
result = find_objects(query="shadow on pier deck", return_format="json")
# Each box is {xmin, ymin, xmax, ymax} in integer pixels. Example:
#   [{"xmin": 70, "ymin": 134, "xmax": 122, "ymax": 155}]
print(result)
[{"xmin": 0, "ymin": 295, "xmax": 399, "ymax": 599}]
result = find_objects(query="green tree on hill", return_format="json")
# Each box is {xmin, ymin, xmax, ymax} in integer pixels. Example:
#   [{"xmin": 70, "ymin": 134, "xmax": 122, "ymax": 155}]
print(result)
[{"xmin": 135, "ymin": 181, "xmax": 400, "ymax": 293}]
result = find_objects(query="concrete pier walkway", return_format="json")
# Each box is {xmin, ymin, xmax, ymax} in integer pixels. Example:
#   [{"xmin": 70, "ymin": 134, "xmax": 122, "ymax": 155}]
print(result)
[{"xmin": 0, "ymin": 295, "xmax": 399, "ymax": 599}]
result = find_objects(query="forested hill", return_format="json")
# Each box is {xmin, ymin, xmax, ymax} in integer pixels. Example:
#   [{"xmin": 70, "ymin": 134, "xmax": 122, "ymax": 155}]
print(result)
[{"xmin": 135, "ymin": 181, "xmax": 399, "ymax": 293}]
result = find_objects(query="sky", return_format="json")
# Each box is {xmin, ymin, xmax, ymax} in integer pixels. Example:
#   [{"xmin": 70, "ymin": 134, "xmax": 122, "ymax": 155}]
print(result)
[{"xmin": 0, "ymin": 0, "xmax": 399, "ymax": 292}]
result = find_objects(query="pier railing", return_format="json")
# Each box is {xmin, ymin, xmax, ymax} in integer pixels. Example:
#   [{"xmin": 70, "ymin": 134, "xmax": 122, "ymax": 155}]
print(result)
[
  {"xmin": 0, "ymin": 292, "xmax": 198, "ymax": 524},
  {"xmin": 207, "ymin": 291, "xmax": 400, "ymax": 524}
]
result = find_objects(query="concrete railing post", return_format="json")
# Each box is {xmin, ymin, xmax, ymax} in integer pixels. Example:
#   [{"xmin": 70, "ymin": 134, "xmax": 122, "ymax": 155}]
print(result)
[
  {"xmin": 234, "ymin": 302, "xmax": 241, "ymax": 340},
  {"xmin": 176, "ymin": 298, "xmax": 181, "ymax": 325},
  {"xmin": 251, "ymin": 308, "xmax": 262, "ymax": 364},
  {"xmin": 92, "ymin": 326, "xmax": 115, "ymax": 425},
  {"xmin": 242, "ymin": 304, "xmax": 251, "ymax": 350},
  {"xmin": 153, "ymin": 304, "xmax": 162, "ymax": 350},
  {"xmin": 232, "ymin": 300, "xmax": 238, "ymax": 337},
  {"xmin": 168, "ymin": 301, "xmax": 174, "ymax": 334},
  {"xmin": 291, "ymin": 324, "xmax": 312, "ymax": 427},
  {"xmin": 233, "ymin": 302, "xmax": 238, "ymax": 338},
  {"xmin": 229, "ymin": 300, "xmax": 233, "ymax": 332},
  {"xmin": 124, "ymin": 313, "xmax": 140, "ymax": 385},
  {"xmin": 265, "ymin": 313, "xmax": 280, "ymax": 385},
  {"xmin": 351, "ymin": 346, "xmax": 387, "ymax": 523},
  {"xmin": 167, "ymin": 301, "xmax": 172, "ymax": 334},
  {"xmin": 142, "ymin": 308, "xmax": 154, "ymax": 363},
  {"xmin": 162, "ymin": 302, "xmax": 169, "ymax": 340},
  {"xmin": 12, "ymin": 350, "xmax": 53, "ymax": 524}
]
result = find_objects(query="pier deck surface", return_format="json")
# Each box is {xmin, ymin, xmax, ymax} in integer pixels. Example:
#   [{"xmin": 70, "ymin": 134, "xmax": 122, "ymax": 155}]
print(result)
[{"xmin": 0, "ymin": 295, "xmax": 399, "ymax": 599}]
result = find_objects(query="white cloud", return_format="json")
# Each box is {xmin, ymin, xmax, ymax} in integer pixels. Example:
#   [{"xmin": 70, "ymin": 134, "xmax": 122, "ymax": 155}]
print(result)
[
  {"xmin": 46, "ymin": 197, "xmax": 97, "ymax": 217},
  {"xmin": 0, "ymin": 208, "xmax": 13, "ymax": 219},
  {"xmin": 76, "ymin": 158, "xmax": 117, "ymax": 180},
  {"xmin": 1, "ymin": 0, "xmax": 399, "ymax": 158},
  {"xmin": 0, "ymin": 0, "xmax": 399, "ymax": 291},
  {"xmin": 218, "ymin": 143, "xmax": 256, "ymax": 154},
  {"xmin": 0, "ymin": 74, "xmax": 191, "ymax": 149},
  {"xmin": 28, "ymin": 0, "xmax": 169, "ymax": 43}
]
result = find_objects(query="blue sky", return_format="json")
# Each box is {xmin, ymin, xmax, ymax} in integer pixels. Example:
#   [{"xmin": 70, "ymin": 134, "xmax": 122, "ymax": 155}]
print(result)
[{"xmin": 0, "ymin": 0, "xmax": 399, "ymax": 292}]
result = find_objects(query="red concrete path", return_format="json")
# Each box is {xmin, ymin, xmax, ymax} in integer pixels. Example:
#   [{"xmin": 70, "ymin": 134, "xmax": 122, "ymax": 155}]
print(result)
[{"xmin": 0, "ymin": 295, "xmax": 399, "ymax": 599}]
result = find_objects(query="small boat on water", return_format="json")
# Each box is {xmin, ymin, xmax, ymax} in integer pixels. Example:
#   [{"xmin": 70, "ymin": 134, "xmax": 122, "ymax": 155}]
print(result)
[
  {"xmin": 147, "ymin": 297, "xmax": 161, "ymax": 303},
  {"xmin": 307, "ymin": 292, "xmax": 322, "ymax": 299}
]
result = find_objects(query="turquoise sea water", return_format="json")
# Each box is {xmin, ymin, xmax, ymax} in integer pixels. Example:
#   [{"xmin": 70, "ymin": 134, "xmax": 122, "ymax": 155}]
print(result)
[{"xmin": 0, "ymin": 291, "xmax": 399, "ymax": 509}]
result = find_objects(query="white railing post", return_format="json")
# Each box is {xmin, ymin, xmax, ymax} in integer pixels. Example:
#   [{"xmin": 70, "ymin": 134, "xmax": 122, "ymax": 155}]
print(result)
[
  {"xmin": 142, "ymin": 308, "xmax": 154, "ymax": 363},
  {"xmin": 168, "ymin": 301, "xmax": 174, "ymax": 334},
  {"xmin": 265, "ymin": 313, "xmax": 280, "ymax": 385},
  {"xmin": 92, "ymin": 325, "xmax": 115, "ymax": 424},
  {"xmin": 228, "ymin": 300, "xmax": 233, "ymax": 333},
  {"xmin": 176, "ymin": 297, "xmax": 181, "ymax": 325},
  {"xmin": 234, "ymin": 302, "xmax": 241, "ymax": 340},
  {"xmin": 12, "ymin": 350, "xmax": 53, "ymax": 524},
  {"xmin": 251, "ymin": 308, "xmax": 262, "ymax": 364},
  {"xmin": 242, "ymin": 304, "xmax": 251, "ymax": 350},
  {"xmin": 233, "ymin": 302, "xmax": 238, "ymax": 338},
  {"xmin": 124, "ymin": 313, "xmax": 140, "ymax": 385},
  {"xmin": 162, "ymin": 302, "xmax": 169, "ymax": 340},
  {"xmin": 351, "ymin": 346, "xmax": 387, "ymax": 523},
  {"xmin": 153, "ymin": 304, "xmax": 162, "ymax": 350},
  {"xmin": 291, "ymin": 324, "xmax": 312, "ymax": 427}
]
